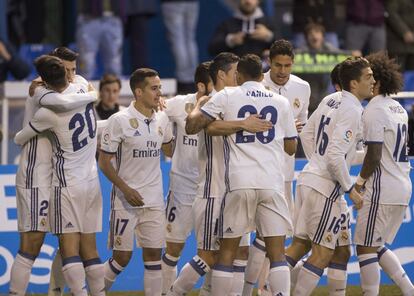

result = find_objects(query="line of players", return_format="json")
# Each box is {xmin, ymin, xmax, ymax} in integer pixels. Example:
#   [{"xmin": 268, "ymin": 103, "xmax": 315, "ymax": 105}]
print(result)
[{"xmin": 8, "ymin": 39, "xmax": 414, "ymax": 296}]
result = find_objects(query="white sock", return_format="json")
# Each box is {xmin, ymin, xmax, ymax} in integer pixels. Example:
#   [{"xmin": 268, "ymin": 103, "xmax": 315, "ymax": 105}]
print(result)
[
  {"xmin": 168, "ymin": 255, "xmax": 210, "ymax": 295},
  {"xmin": 103, "ymin": 258, "xmax": 124, "ymax": 291},
  {"xmin": 83, "ymin": 258, "xmax": 105, "ymax": 296},
  {"xmin": 144, "ymin": 260, "xmax": 162, "ymax": 296},
  {"xmin": 378, "ymin": 246, "xmax": 414, "ymax": 295},
  {"xmin": 291, "ymin": 259, "xmax": 305, "ymax": 290},
  {"xmin": 327, "ymin": 262, "xmax": 347, "ymax": 296},
  {"xmin": 268, "ymin": 261, "xmax": 290, "ymax": 295},
  {"xmin": 358, "ymin": 253, "xmax": 380, "ymax": 296},
  {"xmin": 162, "ymin": 253, "xmax": 179, "ymax": 295},
  {"xmin": 48, "ymin": 250, "xmax": 65, "ymax": 296},
  {"xmin": 242, "ymin": 238, "xmax": 266, "ymax": 296},
  {"xmin": 199, "ymin": 270, "xmax": 212, "ymax": 296},
  {"xmin": 9, "ymin": 251, "xmax": 36, "ymax": 296},
  {"xmin": 230, "ymin": 260, "xmax": 247, "ymax": 296},
  {"xmin": 293, "ymin": 261, "xmax": 323, "ymax": 296},
  {"xmin": 211, "ymin": 265, "xmax": 234, "ymax": 296},
  {"xmin": 61, "ymin": 256, "xmax": 87, "ymax": 296}
]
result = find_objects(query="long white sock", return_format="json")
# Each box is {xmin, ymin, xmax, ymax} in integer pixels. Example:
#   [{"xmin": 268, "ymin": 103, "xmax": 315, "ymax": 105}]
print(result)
[
  {"xmin": 358, "ymin": 253, "xmax": 380, "ymax": 296},
  {"xmin": 199, "ymin": 270, "xmax": 212, "ymax": 296},
  {"xmin": 291, "ymin": 259, "xmax": 305, "ymax": 290},
  {"xmin": 327, "ymin": 262, "xmax": 347, "ymax": 296},
  {"xmin": 9, "ymin": 251, "xmax": 36, "ymax": 296},
  {"xmin": 267, "ymin": 261, "xmax": 290, "ymax": 295},
  {"xmin": 103, "ymin": 258, "xmax": 124, "ymax": 291},
  {"xmin": 168, "ymin": 255, "xmax": 210, "ymax": 295},
  {"xmin": 61, "ymin": 256, "xmax": 87, "ymax": 296},
  {"xmin": 144, "ymin": 260, "xmax": 162, "ymax": 296},
  {"xmin": 242, "ymin": 238, "xmax": 266, "ymax": 296},
  {"xmin": 48, "ymin": 250, "xmax": 65, "ymax": 296},
  {"xmin": 162, "ymin": 253, "xmax": 179, "ymax": 295},
  {"xmin": 230, "ymin": 260, "xmax": 247, "ymax": 296},
  {"xmin": 211, "ymin": 265, "xmax": 234, "ymax": 296},
  {"xmin": 83, "ymin": 258, "xmax": 105, "ymax": 296},
  {"xmin": 378, "ymin": 246, "xmax": 414, "ymax": 295},
  {"xmin": 293, "ymin": 261, "xmax": 323, "ymax": 296}
]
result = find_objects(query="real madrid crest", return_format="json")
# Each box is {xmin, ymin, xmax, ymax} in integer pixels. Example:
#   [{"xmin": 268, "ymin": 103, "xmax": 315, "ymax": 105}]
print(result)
[
  {"xmin": 293, "ymin": 98, "xmax": 301, "ymax": 109},
  {"xmin": 325, "ymin": 233, "xmax": 332, "ymax": 243},
  {"xmin": 129, "ymin": 118, "xmax": 139, "ymax": 129},
  {"xmin": 166, "ymin": 223, "xmax": 172, "ymax": 233},
  {"xmin": 185, "ymin": 103, "xmax": 195, "ymax": 114},
  {"xmin": 115, "ymin": 236, "xmax": 122, "ymax": 247}
]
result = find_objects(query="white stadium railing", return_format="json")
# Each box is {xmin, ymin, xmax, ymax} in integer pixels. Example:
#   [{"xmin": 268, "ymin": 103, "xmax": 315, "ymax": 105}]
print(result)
[{"xmin": 1, "ymin": 79, "xmax": 177, "ymax": 164}]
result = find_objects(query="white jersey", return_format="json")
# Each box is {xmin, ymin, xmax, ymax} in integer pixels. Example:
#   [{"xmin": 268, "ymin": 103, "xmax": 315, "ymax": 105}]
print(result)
[
  {"xmin": 298, "ymin": 90, "xmax": 363, "ymax": 198},
  {"xmin": 100, "ymin": 102, "xmax": 173, "ymax": 209},
  {"xmin": 201, "ymin": 81, "xmax": 297, "ymax": 193},
  {"xmin": 15, "ymin": 82, "xmax": 97, "ymax": 188},
  {"xmin": 262, "ymin": 71, "xmax": 310, "ymax": 181},
  {"xmin": 363, "ymin": 95, "xmax": 412, "ymax": 205},
  {"xmin": 165, "ymin": 93, "xmax": 199, "ymax": 198}
]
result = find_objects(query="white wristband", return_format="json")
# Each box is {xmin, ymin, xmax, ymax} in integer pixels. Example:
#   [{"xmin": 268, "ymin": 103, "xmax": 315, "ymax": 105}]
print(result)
[{"xmin": 356, "ymin": 174, "xmax": 366, "ymax": 186}]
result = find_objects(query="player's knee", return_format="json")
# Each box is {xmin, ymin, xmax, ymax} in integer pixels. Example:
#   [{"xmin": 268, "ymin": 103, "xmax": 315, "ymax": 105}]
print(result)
[
  {"xmin": 166, "ymin": 242, "xmax": 184, "ymax": 258},
  {"xmin": 20, "ymin": 232, "xmax": 45, "ymax": 256},
  {"xmin": 142, "ymin": 248, "xmax": 162, "ymax": 262},
  {"xmin": 308, "ymin": 245, "xmax": 334, "ymax": 268},
  {"xmin": 332, "ymin": 246, "xmax": 351, "ymax": 264},
  {"xmin": 235, "ymin": 246, "xmax": 249, "ymax": 260},
  {"xmin": 356, "ymin": 245, "xmax": 377, "ymax": 256},
  {"xmin": 113, "ymin": 250, "xmax": 132, "ymax": 267},
  {"xmin": 197, "ymin": 250, "xmax": 216, "ymax": 268}
]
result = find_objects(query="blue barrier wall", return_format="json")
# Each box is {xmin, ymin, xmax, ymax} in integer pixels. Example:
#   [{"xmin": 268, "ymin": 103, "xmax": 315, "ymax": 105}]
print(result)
[{"xmin": 0, "ymin": 160, "xmax": 413, "ymax": 293}]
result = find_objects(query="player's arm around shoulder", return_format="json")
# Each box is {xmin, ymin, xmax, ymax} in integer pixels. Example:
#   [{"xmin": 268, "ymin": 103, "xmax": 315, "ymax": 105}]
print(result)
[{"xmin": 185, "ymin": 95, "xmax": 215, "ymax": 135}]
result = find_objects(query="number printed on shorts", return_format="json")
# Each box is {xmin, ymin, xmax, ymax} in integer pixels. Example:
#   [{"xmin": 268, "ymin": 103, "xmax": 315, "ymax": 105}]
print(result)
[
  {"xmin": 39, "ymin": 200, "xmax": 48, "ymax": 216},
  {"xmin": 326, "ymin": 213, "xmax": 349, "ymax": 235},
  {"xmin": 114, "ymin": 218, "xmax": 129, "ymax": 236},
  {"xmin": 168, "ymin": 206, "xmax": 177, "ymax": 222},
  {"xmin": 68, "ymin": 103, "xmax": 97, "ymax": 152},
  {"xmin": 235, "ymin": 105, "xmax": 278, "ymax": 144}
]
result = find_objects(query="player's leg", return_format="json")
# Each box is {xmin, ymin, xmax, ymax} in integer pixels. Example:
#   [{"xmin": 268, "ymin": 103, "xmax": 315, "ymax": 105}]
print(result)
[
  {"xmin": 327, "ymin": 246, "xmax": 350, "ymax": 296},
  {"xmin": 100, "ymin": 16, "xmax": 123, "ymax": 76},
  {"xmin": 162, "ymin": 242, "xmax": 185, "ymax": 295},
  {"xmin": 242, "ymin": 234, "xmax": 266, "ymax": 296},
  {"xmin": 76, "ymin": 17, "xmax": 100, "ymax": 79},
  {"xmin": 104, "ymin": 250, "xmax": 132, "ymax": 290},
  {"xmin": 231, "ymin": 243, "xmax": 249, "ymax": 296},
  {"xmin": 48, "ymin": 249, "xmax": 65, "ymax": 296},
  {"xmin": 9, "ymin": 232, "xmax": 46, "ymax": 295},
  {"xmin": 356, "ymin": 245, "xmax": 380, "ymax": 296},
  {"xmin": 142, "ymin": 247, "xmax": 163, "ymax": 295},
  {"xmin": 79, "ymin": 233, "xmax": 104, "ymax": 296}
]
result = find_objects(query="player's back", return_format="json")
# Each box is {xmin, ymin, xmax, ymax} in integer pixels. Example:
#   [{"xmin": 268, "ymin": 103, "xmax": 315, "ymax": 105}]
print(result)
[
  {"xmin": 363, "ymin": 95, "xmax": 411, "ymax": 204},
  {"xmin": 49, "ymin": 102, "xmax": 98, "ymax": 187},
  {"xmin": 219, "ymin": 81, "xmax": 297, "ymax": 192}
]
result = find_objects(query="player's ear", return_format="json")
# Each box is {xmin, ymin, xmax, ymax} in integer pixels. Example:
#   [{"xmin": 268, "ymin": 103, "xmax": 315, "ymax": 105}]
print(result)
[
  {"xmin": 133, "ymin": 87, "xmax": 143, "ymax": 98},
  {"xmin": 196, "ymin": 82, "xmax": 205, "ymax": 94},
  {"xmin": 218, "ymin": 69, "xmax": 226, "ymax": 81}
]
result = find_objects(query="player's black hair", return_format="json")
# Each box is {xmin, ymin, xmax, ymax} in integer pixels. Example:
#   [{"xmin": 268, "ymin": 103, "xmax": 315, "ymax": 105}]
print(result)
[
  {"xmin": 49, "ymin": 47, "xmax": 79, "ymax": 62},
  {"xmin": 209, "ymin": 52, "xmax": 239, "ymax": 85},
  {"xmin": 34, "ymin": 55, "xmax": 67, "ymax": 88},
  {"xmin": 194, "ymin": 61, "xmax": 212, "ymax": 85},
  {"xmin": 269, "ymin": 39, "xmax": 294, "ymax": 61},
  {"xmin": 237, "ymin": 54, "xmax": 263, "ymax": 80},
  {"xmin": 339, "ymin": 57, "xmax": 370, "ymax": 92},
  {"xmin": 129, "ymin": 68, "xmax": 159, "ymax": 92},
  {"xmin": 330, "ymin": 62, "xmax": 342, "ymax": 88},
  {"xmin": 365, "ymin": 52, "xmax": 403, "ymax": 96}
]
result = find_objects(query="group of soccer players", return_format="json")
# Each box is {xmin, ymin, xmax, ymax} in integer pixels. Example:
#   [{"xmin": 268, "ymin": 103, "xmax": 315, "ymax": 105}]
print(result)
[{"xmin": 8, "ymin": 38, "xmax": 414, "ymax": 296}]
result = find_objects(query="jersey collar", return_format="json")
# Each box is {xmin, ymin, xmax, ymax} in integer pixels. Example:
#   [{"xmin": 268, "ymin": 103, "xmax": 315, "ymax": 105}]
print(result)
[
  {"xmin": 341, "ymin": 90, "xmax": 362, "ymax": 107},
  {"xmin": 242, "ymin": 80, "xmax": 267, "ymax": 89},
  {"xmin": 264, "ymin": 70, "xmax": 292, "ymax": 92},
  {"xmin": 128, "ymin": 101, "xmax": 156, "ymax": 121}
]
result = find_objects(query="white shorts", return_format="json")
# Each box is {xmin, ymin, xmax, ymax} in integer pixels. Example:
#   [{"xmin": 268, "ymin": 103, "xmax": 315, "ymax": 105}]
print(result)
[
  {"xmin": 50, "ymin": 178, "xmax": 102, "ymax": 234},
  {"xmin": 219, "ymin": 189, "xmax": 292, "ymax": 239},
  {"xmin": 354, "ymin": 202, "xmax": 406, "ymax": 247},
  {"xmin": 193, "ymin": 197, "xmax": 250, "ymax": 251},
  {"xmin": 16, "ymin": 186, "xmax": 51, "ymax": 232},
  {"xmin": 165, "ymin": 191, "xmax": 195, "ymax": 243},
  {"xmin": 294, "ymin": 185, "xmax": 351, "ymax": 249},
  {"xmin": 109, "ymin": 207, "xmax": 166, "ymax": 251}
]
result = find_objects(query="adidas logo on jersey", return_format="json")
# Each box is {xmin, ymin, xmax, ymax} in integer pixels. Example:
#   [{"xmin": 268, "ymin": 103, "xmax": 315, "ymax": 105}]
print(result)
[
  {"xmin": 225, "ymin": 227, "xmax": 233, "ymax": 233},
  {"xmin": 65, "ymin": 222, "xmax": 74, "ymax": 228},
  {"xmin": 133, "ymin": 130, "xmax": 141, "ymax": 136},
  {"xmin": 376, "ymin": 237, "xmax": 382, "ymax": 242}
]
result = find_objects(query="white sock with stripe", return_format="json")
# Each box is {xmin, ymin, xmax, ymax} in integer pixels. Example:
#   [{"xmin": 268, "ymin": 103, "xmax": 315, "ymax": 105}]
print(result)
[
  {"xmin": 293, "ymin": 261, "xmax": 323, "ymax": 296},
  {"xmin": 327, "ymin": 262, "xmax": 347, "ymax": 296},
  {"xmin": 48, "ymin": 249, "xmax": 65, "ymax": 296},
  {"xmin": 144, "ymin": 260, "xmax": 162, "ymax": 296},
  {"xmin": 230, "ymin": 259, "xmax": 247, "ymax": 295},
  {"xmin": 211, "ymin": 265, "xmax": 234, "ymax": 296},
  {"xmin": 242, "ymin": 238, "xmax": 266, "ymax": 296},
  {"xmin": 83, "ymin": 258, "xmax": 105, "ymax": 296},
  {"xmin": 199, "ymin": 270, "xmax": 212, "ymax": 296},
  {"xmin": 378, "ymin": 246, "xmax": 414, "ymax": 295},
  {"xmin": 268, "ymin": 261, "xmax": 290, "ymax": 295},
  {"xmin": 161, "ymin": 253, "xmax": 179, "ymax": 295},
  {"xmin": 61, "ymin": 256, "xmax": 87, "ymax": 296},
  {"xmin": 358, "ymin": 253, "xmax": 380, "ymax": 296},
  {"xmin": 103, "ymin": 258, "xmax": 124, "ymax": 290},
  {"xmin": 288, "ymin": 257, "xmax": 305, "ymax": 290},
  {"xmin": 168, "ymin": 255, "xmax": 210, "ymax": 295},
  {"xmin": 9, "ymin": 251, "xmax": 36, "ymax": 296}
]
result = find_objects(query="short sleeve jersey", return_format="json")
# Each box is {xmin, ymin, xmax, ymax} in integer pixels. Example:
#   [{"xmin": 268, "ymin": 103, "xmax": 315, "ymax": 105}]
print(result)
[
  {"xmin": 363, "ymin": 95, "xmax": 411, "ymax": 205},
  {"xmin": 201, "ymin": 81, "xmax": 297, "ymax": 193},
  {"xmin": 100, "ymin": 102, "xmax": 173, "ymax": 209},
  {"xmin": 298, "ymin": 91, "xmax": 364, "ymax": 198},
  {"xmin": 164, "ymin": 93, "xmax": 199, "ymax": 197},
  {"xmin": 262, "ymin": 71, "xmax": 310, "ymax": 181}
]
